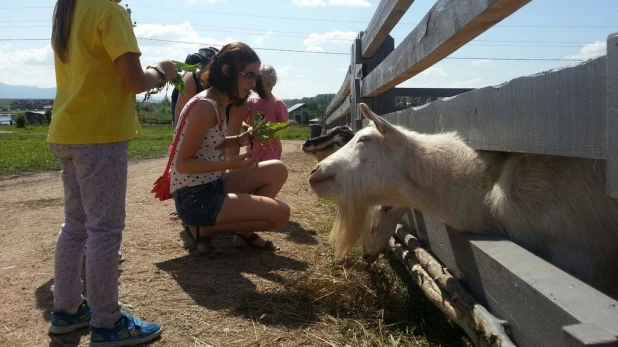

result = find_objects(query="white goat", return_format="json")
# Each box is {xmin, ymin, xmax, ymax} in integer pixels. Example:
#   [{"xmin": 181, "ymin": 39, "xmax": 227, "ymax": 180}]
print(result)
[{"xmin": 309, "ymin": 103, "xmax": 618, "ymax": 298}]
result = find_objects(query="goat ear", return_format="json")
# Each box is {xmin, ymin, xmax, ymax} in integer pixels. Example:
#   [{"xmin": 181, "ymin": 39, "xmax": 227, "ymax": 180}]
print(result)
[{"xmin": 359, "ymin": 103, "xmax": 397, "ymax": 137}]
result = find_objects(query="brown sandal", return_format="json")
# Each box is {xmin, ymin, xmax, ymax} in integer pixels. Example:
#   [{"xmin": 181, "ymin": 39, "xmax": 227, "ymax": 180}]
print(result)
[
  {"xmin": 183, "ymin": 226, "xmax": 222, "ymax": 255},
  {"xmin": 234, "ymin": 232, "xmax": 279, "ymax": 251}
]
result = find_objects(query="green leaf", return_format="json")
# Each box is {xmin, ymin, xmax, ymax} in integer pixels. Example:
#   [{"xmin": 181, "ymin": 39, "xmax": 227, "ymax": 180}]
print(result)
[{"xmin": 172, "ymin": 60, "xmax": 200, "ymax": 72}]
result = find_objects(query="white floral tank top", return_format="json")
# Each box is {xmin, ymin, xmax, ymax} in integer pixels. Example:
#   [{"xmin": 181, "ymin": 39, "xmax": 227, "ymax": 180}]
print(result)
[{"xmin": 170, "ymin": 97, "xmax": 227, "ymax": 194}]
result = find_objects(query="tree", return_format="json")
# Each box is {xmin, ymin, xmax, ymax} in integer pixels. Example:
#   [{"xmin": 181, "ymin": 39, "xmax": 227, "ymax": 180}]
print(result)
[
  {"xmin": 15, "ymin": 114, "xmax": 26, "ymax": 128},
  {"xmin": 44, "ymin": 109, "xmax": 52, "ymax": 124}
]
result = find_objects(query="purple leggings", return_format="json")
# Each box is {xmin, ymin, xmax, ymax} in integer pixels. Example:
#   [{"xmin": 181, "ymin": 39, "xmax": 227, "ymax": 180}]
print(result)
[{"xmin": 50, "ymin": 141, "xmax": 128, "ymax": 329}]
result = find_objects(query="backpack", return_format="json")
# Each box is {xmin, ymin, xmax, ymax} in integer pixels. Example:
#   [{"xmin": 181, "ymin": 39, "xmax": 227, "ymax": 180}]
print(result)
[{"xmin": 170, "ymin": 47, "xmax": 218, "ymax": 124}]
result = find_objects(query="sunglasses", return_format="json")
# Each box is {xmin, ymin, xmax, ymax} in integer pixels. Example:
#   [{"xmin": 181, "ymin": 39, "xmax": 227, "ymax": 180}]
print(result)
[{"xmin": 240, "ymin": 71, "xmax": 260, "ymax": 82}]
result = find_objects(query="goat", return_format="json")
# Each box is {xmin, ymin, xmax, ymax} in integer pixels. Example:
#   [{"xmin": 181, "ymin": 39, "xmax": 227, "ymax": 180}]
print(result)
[
  {"xmin": 309, "ymin": 103, "xmax": 618, "ymax": 298},
  {"xmin": 302, "ymin": 125, "xmax": 355, "ymax": 162}
]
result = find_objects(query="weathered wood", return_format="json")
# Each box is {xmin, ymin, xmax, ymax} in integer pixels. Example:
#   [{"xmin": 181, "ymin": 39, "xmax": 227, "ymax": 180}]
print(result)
[
  {"xmin": 350, "ymin": 36, "xmax": 362, "ymax": 130},
  {"xmin": 408, "ymin": 211, "xmax": 618, "ymax": 347},
  {"xmin": 380, "ymin": 56, "xmax": 607, "ymax": 160},
  {"xmin": 326, "ymin": 94, "xmax": 351, "ymax": 125},
  {"xmin": 362, "ymin": 36, "xmax": 396, "ymax": 117},
  {"xmin": 361, "ymin": 0, "xmax": 415, "ymax": 58},
  {"xmin": 392, "ymin": 226, "xmax": 516, "ymax": 347},
  {"xmin": 607, "ymin": 33, "xmax": 618, "ymax": 198},
  {"xmin": 563, "ymin": 323, "xmax": 618, "ymax": 347},
  {"xmin": 325, "ymin": 70, "xmax": 351, "ymax": 116},
  {"xmin": 392, "ymin": 87, "xmax": 474, "ymax": 98},
  {"xmin": 361, "ymin": 0, "xmax": 531, "ymax": 97}
]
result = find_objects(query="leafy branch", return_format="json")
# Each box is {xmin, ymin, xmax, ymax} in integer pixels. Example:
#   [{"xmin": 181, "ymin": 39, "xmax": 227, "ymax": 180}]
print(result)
[
  {"xmin": 250, "ymin": 112, "xmax": 290, "ymax": 148},
  {"xmin": 141, "ymin": 60, "xmax": 200, "ymax": 103}
]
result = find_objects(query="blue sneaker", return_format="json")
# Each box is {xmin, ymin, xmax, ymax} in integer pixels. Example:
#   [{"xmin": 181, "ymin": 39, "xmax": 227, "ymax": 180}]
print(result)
[
  {"xmin": 90, "ymin": 312, "xmax": 162, "ymax": 346},
  {"xmin": 49, "ymin": 300, "xmax": 91, "ymax": 334}
]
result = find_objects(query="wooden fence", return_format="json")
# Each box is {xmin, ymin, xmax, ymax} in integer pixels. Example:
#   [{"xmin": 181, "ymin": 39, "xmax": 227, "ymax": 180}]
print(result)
[{"xmin": 323, "ymin": 0, "xmax": 618, "ymax": 346}]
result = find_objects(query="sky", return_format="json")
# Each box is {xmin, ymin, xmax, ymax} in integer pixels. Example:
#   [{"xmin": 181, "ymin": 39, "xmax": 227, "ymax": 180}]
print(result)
[{"xmin": 0, "ymin": 0, "xmax": 616, "ymax": 100}]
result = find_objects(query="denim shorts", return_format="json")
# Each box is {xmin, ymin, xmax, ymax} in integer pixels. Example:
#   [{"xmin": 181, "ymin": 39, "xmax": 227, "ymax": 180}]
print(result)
[{"xmin": 172, "ymin": 178, "xmax": 226, "ymax": 227}]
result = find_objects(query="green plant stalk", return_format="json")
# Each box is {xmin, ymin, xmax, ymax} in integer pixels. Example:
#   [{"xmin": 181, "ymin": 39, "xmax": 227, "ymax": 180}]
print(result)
[{"xmin": 141, "ymin": 61, "xmax": 200, "ymax": 103}]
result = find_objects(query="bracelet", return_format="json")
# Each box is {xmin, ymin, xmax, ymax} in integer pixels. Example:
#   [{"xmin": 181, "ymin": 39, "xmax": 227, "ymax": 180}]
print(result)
[{"xmin": 147, "ymin": 65, "xmax": 165, "ymax": 86}]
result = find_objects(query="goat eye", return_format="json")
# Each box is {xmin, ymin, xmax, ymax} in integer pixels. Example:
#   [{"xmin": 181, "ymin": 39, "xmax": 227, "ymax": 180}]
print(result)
[{"xmin": 358, "ymin": 136, "xmax": 370, "ymax": 143}]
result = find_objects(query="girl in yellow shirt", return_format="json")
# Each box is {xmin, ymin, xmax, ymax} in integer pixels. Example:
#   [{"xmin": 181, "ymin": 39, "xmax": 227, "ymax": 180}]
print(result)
[{"xmin": 48, "ymin": 0, "xmax": 176, "ymax": 345}]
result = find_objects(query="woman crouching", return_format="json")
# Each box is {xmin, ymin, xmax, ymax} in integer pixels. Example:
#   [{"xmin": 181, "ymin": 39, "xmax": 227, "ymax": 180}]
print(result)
[{"xmin": 170, "ymin": 42, "xmax": 290, "ymax": 254}]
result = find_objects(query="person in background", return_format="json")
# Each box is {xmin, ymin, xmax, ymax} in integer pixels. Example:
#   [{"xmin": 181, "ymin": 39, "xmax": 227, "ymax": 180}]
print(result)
[
  {"xmin": 243, "ymin": 65, "xmax": 289, "ymax": 162},
  {"xmin": 48, "ymin": 0, "xmax": 176, "ymax": 345},
  {"xmin": 171, "ymin": 47, "xmax": 218, "ymax": 126}
]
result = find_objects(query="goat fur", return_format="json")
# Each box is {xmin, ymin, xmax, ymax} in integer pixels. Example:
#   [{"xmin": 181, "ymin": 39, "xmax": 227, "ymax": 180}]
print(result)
[{"xmin": 308, "ymin": 103, "xmax": 618, "ymax": 298}]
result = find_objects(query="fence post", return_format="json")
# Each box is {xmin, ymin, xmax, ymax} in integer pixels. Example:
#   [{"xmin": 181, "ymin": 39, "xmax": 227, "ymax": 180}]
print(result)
[
  {"xmin": 353, "ymin": 34, "xmax": 395, "ymax": 130},
  {"xmin": 350, "ymin": 32, "xmax": 363, "ymax": 131},
  {"xmin": 607, "ymin": 33, "xmax": 618, "ymax": 199}
]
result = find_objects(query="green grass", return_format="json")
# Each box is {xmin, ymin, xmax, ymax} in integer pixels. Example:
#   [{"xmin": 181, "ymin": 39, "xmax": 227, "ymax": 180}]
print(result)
[
  {"xmin": 0, "ymin": 123, "xmax": 309, "ymax": 176},
  {"xmin": 0, "ymin": 125, "xmax": 175, "ymax": 176},
  {"xmin": 281, "ymin": 124, "xmax": 310, "ymax": 140}
]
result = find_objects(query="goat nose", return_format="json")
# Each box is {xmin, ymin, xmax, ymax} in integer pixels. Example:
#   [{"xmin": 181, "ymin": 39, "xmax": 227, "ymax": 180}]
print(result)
[{"xmin": 310, "ymin": 166, "xmax": 319, "ymax": 175}]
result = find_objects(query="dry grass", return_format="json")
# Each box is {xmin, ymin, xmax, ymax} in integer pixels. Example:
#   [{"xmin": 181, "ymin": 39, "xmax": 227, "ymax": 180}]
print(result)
[{"xmin": 0, "ymin": 141, "xmax": 469, "ymax": 346}]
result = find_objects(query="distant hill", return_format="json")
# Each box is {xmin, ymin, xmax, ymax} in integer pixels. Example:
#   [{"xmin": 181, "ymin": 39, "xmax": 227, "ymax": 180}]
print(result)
[{"xmin": 0, "ymin": 83, "xmax": 57, "ymax": 99}]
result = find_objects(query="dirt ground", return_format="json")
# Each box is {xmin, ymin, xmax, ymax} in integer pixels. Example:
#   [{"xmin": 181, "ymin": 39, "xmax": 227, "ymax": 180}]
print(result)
[{"xmin": 0, "ymin": 140, "xmax": 348, "ymax": 346}]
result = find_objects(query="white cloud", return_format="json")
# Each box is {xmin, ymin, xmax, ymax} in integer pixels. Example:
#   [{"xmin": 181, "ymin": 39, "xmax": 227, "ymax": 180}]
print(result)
[
  {"xmin": 303, "ymin": 30, "xmax": 356, "ymax": 51},
  {"xmin": 277, "ymin": 66, "xmax": 295, "ymax": 77},
  {"xmin": 306, "ymin": 45, "xmax": 326, "ymax": 52},
  {"xmin": 470, "ymin": 59, "xmax": 492, "ymax": 67},
  {"xmin": 564, "ymin": 41, "xmax": 606, "ymax": 60},
  {"xmin": 292, "ymin": 0, "xmax": 371, "ymax": 6},
  {"xmin": 0, "ymin": 45, "xmax": 56, "ymax": 87},
  {"xmin": 420, "ymin": 66, "xmax": 448, "ymax": 77},
  {"xmin": 448, "ymin": 77, "xmax": 484, "ymax": 88},
  {"xmin": 253, "ymin": 31, "xmax": 273, "ymax": 46}
]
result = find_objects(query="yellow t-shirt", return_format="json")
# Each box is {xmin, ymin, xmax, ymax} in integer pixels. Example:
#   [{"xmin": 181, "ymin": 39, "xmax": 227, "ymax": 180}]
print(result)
[{"xmin": 48, "ymin": 0, "xmax": 142, "ymax": 144}]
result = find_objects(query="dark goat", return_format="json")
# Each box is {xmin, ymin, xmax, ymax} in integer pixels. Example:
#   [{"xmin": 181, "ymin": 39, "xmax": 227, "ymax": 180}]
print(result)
[{"xmin": 301, "ymin": 125, "xmax": 355, "ymax": 162}]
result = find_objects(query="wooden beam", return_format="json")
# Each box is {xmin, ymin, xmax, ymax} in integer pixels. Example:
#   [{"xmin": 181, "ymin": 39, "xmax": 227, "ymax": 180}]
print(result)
[
  {"xmin": 326, "ymin": 95, "xmax": 351, "ymax": 125},
  {"xmin": 408, "ymin": 211, "xmax": 618, "ymax": 347},
  {"xmin": 381, "ymin": 56, "xmax": 607, "ymax": 160},
  {"xmin": 325, "ymin": 70, "xmax": 351, "ymax": 116},
  {"xmin": 361, "ymin": 0, "xmax": 531, "ymax": 97},
  {"xmin": 607, "ymin": 33, "xmax": 618, "ymax": 198},
  {"xmin": 392, "ymin": 87, "xmax": 474, "ymax": 98},
  {"xmin": 361, "ymin": 0, "xmax": 415, "ymax": 58}
]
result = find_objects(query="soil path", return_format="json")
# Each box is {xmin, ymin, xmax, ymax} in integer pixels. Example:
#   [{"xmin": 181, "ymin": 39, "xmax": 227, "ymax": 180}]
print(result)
[{"xmin": 0, "ymin": 140, "xmax": 342, "ymax": 347}]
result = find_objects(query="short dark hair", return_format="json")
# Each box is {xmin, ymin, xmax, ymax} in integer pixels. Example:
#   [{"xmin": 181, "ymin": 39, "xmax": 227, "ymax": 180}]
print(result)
[{"xmin": 200, "ymin": 42, "xmax": 260, "ymax": 105}]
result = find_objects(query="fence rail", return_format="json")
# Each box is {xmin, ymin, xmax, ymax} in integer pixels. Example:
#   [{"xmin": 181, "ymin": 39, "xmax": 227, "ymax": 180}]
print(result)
[{"xmin": 322, "ymin": 0, "xmax": 618, "ymax": 345}]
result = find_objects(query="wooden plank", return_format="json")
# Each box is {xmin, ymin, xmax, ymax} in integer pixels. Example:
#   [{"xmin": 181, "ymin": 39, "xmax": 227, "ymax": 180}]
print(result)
[
  {"xmin": 350, "ymin": 37, "xmax": 362, "ymax": 130},
  {"xmin": 563, "ymin": 323, "xmax": 618, "ymax": 347},
  {"xmin": 392, "ymin": 87, "xmax": 473, "ymax": 98},
  {"xmin": 326, "ymin": 95, "xmax": 351, "ymax": 125},
  {"xmin": 409, "ymin": 212, "xmax": 618, "ymax": 347},
  {"xmin": 361, "ymin": 0, "xmax": 415, "ymax": 58},
  {"xmin": 607, "ymin": 33, "xmax": 618, "ymax": 198},
  {"xmin": 325, "ymin": 70, "xmax": 351, "ymax": 116},
  {"xmin": 361, "ymin": 0, "xmax": 531, "ymax": 97},
  {"xmin": 381, "ymin": 56, "xmax": 607, "ymax": 159}
]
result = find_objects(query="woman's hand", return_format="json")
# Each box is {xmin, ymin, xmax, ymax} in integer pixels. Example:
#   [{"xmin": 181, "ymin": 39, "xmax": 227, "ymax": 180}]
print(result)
[
  {"xmin": 237, "ymin": 131, "xmax": 254, "ymax": 147},
  {"xmin": 230, "ymin": 150, "xmax": 256, "ymax": 169}
]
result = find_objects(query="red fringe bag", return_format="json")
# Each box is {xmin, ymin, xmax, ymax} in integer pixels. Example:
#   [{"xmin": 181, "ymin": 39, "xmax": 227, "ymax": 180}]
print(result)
[
  {"xmin": 151, "ymin": 99, "xmax": 196, "ymax": 201},
  {"xmin": 151, "ymin": 97, "xmax": 224, "ymax": 201}
]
